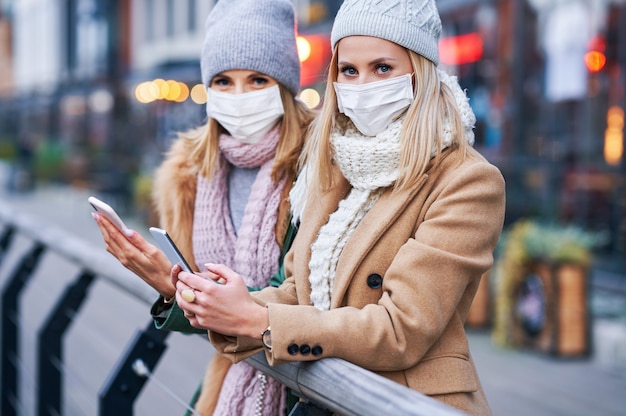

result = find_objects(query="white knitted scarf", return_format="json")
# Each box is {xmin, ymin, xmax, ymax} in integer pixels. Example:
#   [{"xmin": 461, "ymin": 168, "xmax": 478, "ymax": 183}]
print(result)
[{"xmin": 308, "ymin": 117, "xmax": 403, "ymax": 310}]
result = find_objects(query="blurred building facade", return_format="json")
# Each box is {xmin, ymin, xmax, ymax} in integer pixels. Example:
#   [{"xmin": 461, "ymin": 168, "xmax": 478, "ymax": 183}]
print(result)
[
  {"xmin": 0, "ymin": 0, "xmax": 339, "ymax": 201},
  {"xmin": 0, "ymin": 0, "xmax": 624, "ymax": 269},
  {"xmin": 436, "ymin": 0, "xmax": 625, "ymax": 270}
]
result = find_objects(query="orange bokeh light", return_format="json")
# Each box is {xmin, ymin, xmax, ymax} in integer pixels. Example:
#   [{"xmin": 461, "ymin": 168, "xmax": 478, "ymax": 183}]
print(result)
[{"xmin": 584, "ymin": 51, "xmax": 606, "ymax": 72}]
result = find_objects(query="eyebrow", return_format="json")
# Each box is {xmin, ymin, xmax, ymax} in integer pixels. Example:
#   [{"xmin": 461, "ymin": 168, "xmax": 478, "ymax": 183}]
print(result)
[{"xmin": 337, "ymin": 57, "xmax": 398, "ymax": 66}]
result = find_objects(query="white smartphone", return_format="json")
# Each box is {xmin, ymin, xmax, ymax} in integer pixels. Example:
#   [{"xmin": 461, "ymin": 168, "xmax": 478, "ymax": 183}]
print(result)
[
  {"xmin": 88, "ymin": 196, "xmax": 133, "ymax": 237},
  {"xmin": 149, "ymin": 227, "xmax": 194, "ymax": 273}
]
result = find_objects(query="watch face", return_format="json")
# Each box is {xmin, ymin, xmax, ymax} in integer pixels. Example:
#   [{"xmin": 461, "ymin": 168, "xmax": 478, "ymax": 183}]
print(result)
[{"xmin": 262, "ymin": 328, "xmax": 272, "ymax": 349}]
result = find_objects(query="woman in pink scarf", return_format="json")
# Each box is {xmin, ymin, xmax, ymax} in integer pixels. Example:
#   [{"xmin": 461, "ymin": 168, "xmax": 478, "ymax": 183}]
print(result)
[{"xmin": 92, "ymin": 0, "xmax": 314, "ymax": 414}]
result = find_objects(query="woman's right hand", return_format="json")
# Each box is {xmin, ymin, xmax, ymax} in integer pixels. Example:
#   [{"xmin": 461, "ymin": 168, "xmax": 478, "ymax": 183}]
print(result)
[
  {"xmin": 92, "ymin": 213, "xmax": 175, "ymax": 299},
  {"xmin": 172, "ymin": 263, "xmax": 269, "ymax": 336}
]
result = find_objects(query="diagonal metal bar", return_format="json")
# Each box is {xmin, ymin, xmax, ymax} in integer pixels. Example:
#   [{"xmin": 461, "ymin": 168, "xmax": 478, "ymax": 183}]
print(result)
[
  {"xmin": 37, "ymin": 270, "xmax": 96, "ymax": 416},
  {"xmin": 1, "ymin": 242, "xmax": 45, "ymax": 416}
]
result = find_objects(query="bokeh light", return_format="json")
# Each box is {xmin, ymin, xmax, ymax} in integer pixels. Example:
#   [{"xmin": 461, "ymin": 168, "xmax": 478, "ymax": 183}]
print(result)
[
  {"xmin": 299, "ymin": 88, "xmax": 321, "ymax": 109},
  {"xmin": 190, "ymin": 84, "xmax": 208, "ymax": 104},
  {"xmin": 584, "ymin": 51, "xmax": 606, "ymax": 73},
  {"xmin": 297, "ymin": 36, "xmax": 312, "ymax": 62},
  {"xmin": 604, "ymin": 106, "xmax": 624, "ymax": 166},
  {"xmin": 134, "ymin": 80, "xmax": 193, "ymax": 103}
]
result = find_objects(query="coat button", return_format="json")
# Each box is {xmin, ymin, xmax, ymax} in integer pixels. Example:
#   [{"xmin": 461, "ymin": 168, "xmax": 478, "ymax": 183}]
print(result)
[
  {"xmin": 287, "ymin": 343, "xmax": 299, "ymax": 355},
  {"xmin": 311, "ymin": 345, "xmax": 323, "ymax": 356},
  {"xmin": 367, "ymin": 273, "xmax": 383, "ymax": 289},
  {"xmin": 299, "ymin": 344, "xmax": 311, "ymax": 355}
]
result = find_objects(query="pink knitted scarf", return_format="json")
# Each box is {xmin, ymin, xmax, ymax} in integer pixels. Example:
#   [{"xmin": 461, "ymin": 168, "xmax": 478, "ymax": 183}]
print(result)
[{"xmin": 192, "ymin": 126, "xmax": 287, "ymax": 416}]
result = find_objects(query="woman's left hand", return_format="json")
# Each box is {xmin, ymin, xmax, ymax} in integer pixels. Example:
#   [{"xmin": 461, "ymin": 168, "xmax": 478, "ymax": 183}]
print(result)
[{"xmin": 174, "ymin": 263, "xmax": 268, "ymax": 338}]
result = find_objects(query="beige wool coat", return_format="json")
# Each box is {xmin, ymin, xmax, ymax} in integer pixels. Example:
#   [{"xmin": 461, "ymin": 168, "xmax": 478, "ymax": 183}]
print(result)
[{"xmin": 211, "ymin": 146, "xmax": 506, "ymax": 415}]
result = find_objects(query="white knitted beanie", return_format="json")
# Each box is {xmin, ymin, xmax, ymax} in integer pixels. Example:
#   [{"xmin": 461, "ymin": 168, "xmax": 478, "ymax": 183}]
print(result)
[
  {"xmin": 201, "ymin": 0, "xmax": 301, "ymax": 96},
  {"xmin": 330, "ymin": 0, "xmax": 442, "ymax": 65}
]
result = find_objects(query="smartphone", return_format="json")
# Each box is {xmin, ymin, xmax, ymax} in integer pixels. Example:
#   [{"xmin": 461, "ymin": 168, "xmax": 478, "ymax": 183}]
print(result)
[
  {"xmin": 149, "ymin": 227, "xmax": 194, "ymax": 273},
  {"xmin": 88, "ymin": 196, "xmax": 133, "ymax": 237}
]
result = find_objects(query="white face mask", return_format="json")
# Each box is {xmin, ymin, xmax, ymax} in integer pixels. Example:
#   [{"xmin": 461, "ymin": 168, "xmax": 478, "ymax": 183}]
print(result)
[
  {"xmin": 334, "ymin": 73, "xmax": 414, "ymax": 136},
  {"xmin": 206, "ymin": 84, "xmax": 284, "ymax": 144}
]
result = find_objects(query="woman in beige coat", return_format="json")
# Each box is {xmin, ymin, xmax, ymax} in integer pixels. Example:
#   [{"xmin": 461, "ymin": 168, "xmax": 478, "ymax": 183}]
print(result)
[{"xmin": 172, "ymin": 0, "xmax": 506, "ymax": 414}]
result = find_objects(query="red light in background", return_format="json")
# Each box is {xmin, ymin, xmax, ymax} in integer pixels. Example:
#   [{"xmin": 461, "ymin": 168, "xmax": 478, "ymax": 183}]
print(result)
[
  {"xmin": 588, "ymin": 35, "xmax": 606, "ymax": 52},
  {"xmin": 297, "ymin": 33, "xmax": 331, "ymax": 87},
  {"xmin": 585, "ymin": 35, "xmax": 607, "ymax": 72},
  {"xmin": 439, "ymin": 32, "xmax": 483, "ymax": 66}
]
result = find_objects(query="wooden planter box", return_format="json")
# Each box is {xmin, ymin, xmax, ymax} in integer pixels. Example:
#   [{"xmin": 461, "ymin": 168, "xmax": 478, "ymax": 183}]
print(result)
[{"xmin": 511, "ymin": 261, "xmax": 590, "ymax": 357}]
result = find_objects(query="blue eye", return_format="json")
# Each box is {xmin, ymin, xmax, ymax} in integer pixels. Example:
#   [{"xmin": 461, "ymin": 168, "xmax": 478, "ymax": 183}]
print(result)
[
  {"xmin": 212, "ymin": 78, "xmax": 230, "ymax": 87},
  {"xmin": 376, "ymin": 64, "xmax": 391, "ymax": 74},
  {"xmin": 252, "ymin": 77, "xmax": 269, "ymax": 86},
  {"xmin": 339, "ymin": 66, "xmax": 357, "ymax": 77}
]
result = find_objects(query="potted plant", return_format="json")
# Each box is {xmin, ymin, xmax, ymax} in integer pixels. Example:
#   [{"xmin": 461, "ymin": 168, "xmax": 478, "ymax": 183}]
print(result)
[{"xmin": 491, "ymin": 219, "xmax": 603, "ymax": 357}]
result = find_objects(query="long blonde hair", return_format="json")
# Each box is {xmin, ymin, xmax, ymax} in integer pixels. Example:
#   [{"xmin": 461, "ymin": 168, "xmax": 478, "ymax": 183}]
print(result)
[
  {"xmin": 183, "ymin": 84, "xmax": 315, "ymax": 184},
  {"xmin": 301, "ymin": 49, "xmax": 469, "ymax": 196}
]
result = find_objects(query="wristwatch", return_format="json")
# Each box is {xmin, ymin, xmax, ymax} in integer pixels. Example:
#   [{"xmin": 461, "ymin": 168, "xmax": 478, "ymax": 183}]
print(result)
[{"xmin": 261, "ymin": 326, "xmax": 272, "ymax": 352}]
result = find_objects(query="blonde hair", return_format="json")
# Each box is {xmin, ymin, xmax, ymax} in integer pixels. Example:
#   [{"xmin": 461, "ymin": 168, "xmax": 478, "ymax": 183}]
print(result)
[
  {"xmin": 184, "ymin": 84, "xmax": 315, "ymax": 184},
  {"xmin": 301, "ymin": 49, "xmax": 469, "ymax": 196}
]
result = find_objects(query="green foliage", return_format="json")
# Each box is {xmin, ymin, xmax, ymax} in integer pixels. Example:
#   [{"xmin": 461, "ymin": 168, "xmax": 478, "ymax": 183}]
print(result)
[
  {"xmin": 0, "ymin": 140, "xmax": 16, "ymax": 159},
  {"xmin": 519, "ymin": 221, "xmax": 604, "ymax": 266},
  {"xmin": 133, "ymin": 172, "xmax": 153, "ymax": 208},
  {"xmin": 34, "ymin": 140, "xmax": 66, "ymax": 181}
]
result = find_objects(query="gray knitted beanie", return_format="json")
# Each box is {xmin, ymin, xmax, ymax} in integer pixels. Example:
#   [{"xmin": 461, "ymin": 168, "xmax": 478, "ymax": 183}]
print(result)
[
  {"xmin": 201, "ymin": 0, "xmax": 300, "ymax": 96},
  {"xmin": 330, "ymin": 0, "xmax": 442, "ymax": 65}
]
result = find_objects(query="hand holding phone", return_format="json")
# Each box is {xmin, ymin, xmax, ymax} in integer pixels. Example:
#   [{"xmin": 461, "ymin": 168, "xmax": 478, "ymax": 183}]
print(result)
[
  {"xmin": 88, "ymin": 196, "xmax": 133, "ymax": 237},
  {"xmin": 149, "ymin": 227, "xmax": 194, "ymax": 273}
]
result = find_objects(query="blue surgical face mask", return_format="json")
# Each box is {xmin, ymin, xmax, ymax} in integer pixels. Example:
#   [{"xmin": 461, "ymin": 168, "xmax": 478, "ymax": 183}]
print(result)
[
  {"xmin": 206, "ymin": 84, "xmax": 284, "ymax": 144},
  {"xmin": 334, "ymin": 73, "xmax": 414, "ymax": 136}
]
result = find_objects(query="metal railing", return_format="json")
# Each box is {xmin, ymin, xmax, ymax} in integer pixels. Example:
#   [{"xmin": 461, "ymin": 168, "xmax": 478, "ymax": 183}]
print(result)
[{"xmin": 0, "ymin": 201, "xmax": 464, "ymax": 416}]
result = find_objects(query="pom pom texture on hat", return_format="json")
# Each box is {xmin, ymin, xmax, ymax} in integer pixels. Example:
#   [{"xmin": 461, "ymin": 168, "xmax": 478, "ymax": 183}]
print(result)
[
  {"xmin": 201, "ymin": 0, "xmax": 301, "ymax": 96},
  {"xmin": 331, "ymin": 0, "xmax": 442, "ymax": 65}
]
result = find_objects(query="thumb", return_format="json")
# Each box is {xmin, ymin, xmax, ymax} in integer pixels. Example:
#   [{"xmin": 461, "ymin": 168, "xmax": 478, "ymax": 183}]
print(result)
[{"xmin": 170, "ymin": 263, "xmax": 182, "ymax": 287}]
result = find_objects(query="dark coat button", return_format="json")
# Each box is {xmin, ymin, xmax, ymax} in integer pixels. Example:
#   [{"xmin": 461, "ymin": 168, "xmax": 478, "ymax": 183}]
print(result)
[
  {"xmin": 287, "ymin": 343, "xmax": 299, "ymax": 355},
  {"xmin": 311, "ymin": 345, "xmax": 323, "ymax": 356},
  {"xmin": 367, "ymin": 273, "xmax": 383, "ymax": 289},
  {"xmin": 299, "ymin": 344, "xmax": 311, "ymax": 355}
]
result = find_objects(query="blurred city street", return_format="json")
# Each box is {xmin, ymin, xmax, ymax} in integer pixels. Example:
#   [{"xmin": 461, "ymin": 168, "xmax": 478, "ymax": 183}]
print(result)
[
  {"xmin": 1, "ymin": 162, "xmax": 626, "ymax": 415},
  {"xmin": 1, "ymin": 1, "xmax": 626, "ymax": 415}
]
